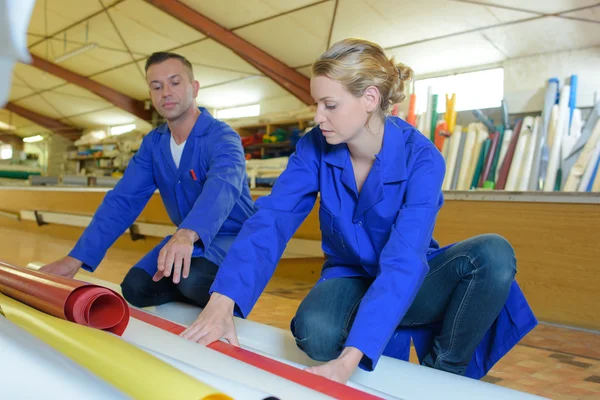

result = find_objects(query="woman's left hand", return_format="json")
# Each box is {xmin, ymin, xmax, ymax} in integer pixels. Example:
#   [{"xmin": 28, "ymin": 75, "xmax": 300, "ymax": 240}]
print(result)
[{"xmin": 304, "ymin": 347, "xmax": 363, "ymax": 384}]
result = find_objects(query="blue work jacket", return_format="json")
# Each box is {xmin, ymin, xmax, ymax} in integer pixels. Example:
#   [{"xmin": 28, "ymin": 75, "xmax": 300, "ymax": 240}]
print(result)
[
  {"xmin": 211, "ymin": 116, "xmax": 537, "ymax": 374},
  {"xmin": 70, "ymin": 108, "xmax": 254, "ymax": 275}
]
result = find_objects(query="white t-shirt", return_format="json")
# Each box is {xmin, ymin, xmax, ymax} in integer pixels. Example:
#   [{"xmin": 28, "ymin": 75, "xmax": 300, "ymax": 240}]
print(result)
[{"xmin": 170, "ymin": 135, "xmax": 186, "ymax": 168}]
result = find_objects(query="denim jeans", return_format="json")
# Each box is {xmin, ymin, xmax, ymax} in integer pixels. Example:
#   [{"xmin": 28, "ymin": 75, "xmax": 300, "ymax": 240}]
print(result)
[
  {"xmin": 120, "ymin": 257, "xmax": 219, "ymax": 308},
  {"xmin": 291, "ymin": 233, "xmax": 517, "ymax": 376}
]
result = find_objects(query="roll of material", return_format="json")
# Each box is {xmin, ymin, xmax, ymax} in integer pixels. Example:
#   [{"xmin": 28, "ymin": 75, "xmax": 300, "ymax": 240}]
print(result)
[
  {"xmin": 430, "ymin": 95, "xmax": 439, "ymax": 142},
  {"xmin": 0, "ymin": 316, "xmax": 128, "ymax": 400},
  {"xmin": 472, "ymin": 109, "xmax": 495, "ymax": 133},
  {"xmin": 28, "ymin": 175, "xmax": 59, "ymax": 186},
  {"xmin": 529, "ymin": 78, "xmax": 559, "ymax": 191},
  {"xmin": 456, "ymin": 124, "xmax": 477, "ymax": 190},
  {"xmin": 61, "ymin": 175, "xmax": 89, "ymax": 186},
  {"xmin": 591, "ymin": 156, "xmax": 600, "ymax": 192},
  {"xmin": 505, "ymin": 117, "xmax": 534, "ymax": 191},
  {"xmin": 565, "ymin": 119, "xmax": 600, "ymax": 191},
  {"xmin": 93, "ymin": 176, "xmax": 121, "ymax": 187},
  {"xmin": 578, "ymin": 140, "xmax": 600, "ymax": 192},
  {"xmin": 423, "ymin": 87, "xmax": 433, "ymax": 140},
  {"xmin": 146, "ymin": 302, "xmax": 545, "ymax": 400},
  {"xmin": 480, "ymin": 130, "xmax": 500, "ymax": 188},
  {"xmin": 407, "ymin": 93, "xmax": 417, "ymax": 126},
  {"xmin": 496, "ymin": 129, "xmax": 513, "ymax": 175},
  {"xmin": 562, "ymin": 100, "xmax": 600, "ymax": 189},
  {"xmin": 136, "ymin": 345, "xmax": 279, "ymax": 400},
  {"xmin": 464, "ymin": 124, "xmax": 489, "ymax": 190},
  {"xmin": 496, "ymin": 119, "xmax": 523, "ymax": 190},
  {"xmin": 0, "ymin": 293, "xmax": 229, "ymax": 400},
  {"xmin": 442, "ymin": 126, "xmax": 463, "ymax": 191},
  {"xmin": 0, "ymin": 261, "xmax": 128, "ymax": 334},
  {"xmin": 123, "ymin": 317, "xmax": 334, "ymax": 400},
  {"xmin": 129, "ymin": 307, "xmax": 380, "ymax": 400},
  {"xmin": 519, "ymin": 117, "xmax": 541, "ymax": 191},
  {"xmin": 450, "ymin": 129, "xmax": 467, "ymax": 190},
  {"xmin": 544, "ymin": 85, "xmax": 571, "ymax": 191},
  {"xmin": 471, "ymin": 138, "xmax": 491, "ymax": 189}
]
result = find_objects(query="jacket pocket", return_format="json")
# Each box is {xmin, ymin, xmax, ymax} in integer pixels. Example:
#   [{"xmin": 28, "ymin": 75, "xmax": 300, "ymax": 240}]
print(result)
[{"xmin": 319, "ymin": 205, "xmax": 345, "ymax": 252}]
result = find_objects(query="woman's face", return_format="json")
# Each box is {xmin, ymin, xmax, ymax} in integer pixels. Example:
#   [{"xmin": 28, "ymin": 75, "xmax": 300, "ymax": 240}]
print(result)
[{"xmin": 310, "ymin": 75, "xmax": 375, "ymax": 146}]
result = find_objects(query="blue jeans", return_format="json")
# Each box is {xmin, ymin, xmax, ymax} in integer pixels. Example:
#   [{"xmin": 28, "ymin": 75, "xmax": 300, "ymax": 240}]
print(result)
[{"xmin": 291, "ymin": 234, "xmax": 517, "ymax": 376}]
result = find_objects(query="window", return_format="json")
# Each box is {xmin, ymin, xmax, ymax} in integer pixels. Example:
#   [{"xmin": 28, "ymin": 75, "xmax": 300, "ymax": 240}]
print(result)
[
  {"xmin": 413, "ymin": 68, "xmax": 504, "ymax": 114},
  {"xmin": 109, "ymin": 124, "xmax": 136, "ymax": 136},
  {"xmin": 0, "ymin": 144, "xmax": 13, "ymax": 160},
  {"xmin": 216, "ymin": 104, "xmax": 260, "ymax": 120}
]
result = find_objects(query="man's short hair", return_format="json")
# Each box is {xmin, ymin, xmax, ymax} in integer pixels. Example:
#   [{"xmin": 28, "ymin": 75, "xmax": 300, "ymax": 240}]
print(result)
[{"xmin": 145, "ymin": 52, "xmax": 194, "ymax": 80}]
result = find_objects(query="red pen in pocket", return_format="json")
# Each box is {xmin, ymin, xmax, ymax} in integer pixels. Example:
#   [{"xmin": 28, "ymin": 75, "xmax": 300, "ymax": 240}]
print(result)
[{"xmin": 189, "ymin": 169, "xmax": 198, "ymax": 181}]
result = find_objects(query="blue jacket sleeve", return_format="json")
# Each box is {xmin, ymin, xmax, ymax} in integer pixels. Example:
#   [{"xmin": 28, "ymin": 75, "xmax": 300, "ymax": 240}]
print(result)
[
  {"xmin": 209, "ymin": 133, "xmax": 320, "ymax": 317},
  {"xmin": 178, "ymin": 128, "xmax": 247, "ymax": 250},
  {"xmin": 68, "ymin": 134, "xmax": 157, "ymax": 272},
  {"xmin": 344, "ymin": 147, "xmax": 446, "ymax": 371}
]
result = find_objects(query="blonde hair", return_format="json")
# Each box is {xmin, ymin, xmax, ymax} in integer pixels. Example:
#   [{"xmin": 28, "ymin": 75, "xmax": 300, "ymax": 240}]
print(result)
[{"xmin": 312, "ymin": 38, "xmax": 413, "ymax": 116}]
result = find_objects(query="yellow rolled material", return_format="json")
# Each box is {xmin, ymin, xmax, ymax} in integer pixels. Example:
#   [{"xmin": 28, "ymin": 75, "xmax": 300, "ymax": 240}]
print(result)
[{"xmin": 0, "ymin": 293, "xmax": 231, "ymax": 400}]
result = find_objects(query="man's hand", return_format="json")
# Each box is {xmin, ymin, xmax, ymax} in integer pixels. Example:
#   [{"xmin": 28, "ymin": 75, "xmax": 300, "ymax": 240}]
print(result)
[
  {"xmin": 180, "ymin": 292, "xmax": 240, "ymax": 346},
  {"xmin": 154, "ymin": 229, "xmax": 198, "ymax": 284},
  {"xmin": 39, "ymin": 256, "xmax": 83, "ymax": 279},
  {"xmin": 304, "ymin": 347, "xmax": 363, "ymax": 384}
]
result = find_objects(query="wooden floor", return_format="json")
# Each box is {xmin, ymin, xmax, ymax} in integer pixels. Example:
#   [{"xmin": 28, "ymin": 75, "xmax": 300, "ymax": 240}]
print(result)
[{"xmin": 2, "ymin": 225, "xmax": 600, "ymax": 399}]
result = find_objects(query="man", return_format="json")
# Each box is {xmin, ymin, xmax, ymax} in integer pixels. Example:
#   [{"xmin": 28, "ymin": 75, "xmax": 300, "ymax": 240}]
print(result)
[{"xmin": 41, "ymin": 52, "xmax": 253, "ymax": 323}]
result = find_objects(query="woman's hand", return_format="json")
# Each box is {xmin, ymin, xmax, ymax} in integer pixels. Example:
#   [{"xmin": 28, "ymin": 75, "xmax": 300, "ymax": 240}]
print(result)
[{"xmin": 304, "ymin": 347, "xmax": 363, "ymax": 384}]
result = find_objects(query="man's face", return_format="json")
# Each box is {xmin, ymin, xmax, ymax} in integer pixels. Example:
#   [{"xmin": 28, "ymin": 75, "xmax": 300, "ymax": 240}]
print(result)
[{"xmin": 147, "ymin": 59, "xmax": 199, "ymax": 121}]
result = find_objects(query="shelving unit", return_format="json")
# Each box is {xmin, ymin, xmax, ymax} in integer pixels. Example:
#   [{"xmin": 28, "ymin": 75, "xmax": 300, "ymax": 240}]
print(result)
[
  {"xmin": 66, "ymin": 131, "xmax": 143, "ymax": 178},
  {"xmin": 232, "ymin": 117, "xmax": 315, "ymax": 160}
]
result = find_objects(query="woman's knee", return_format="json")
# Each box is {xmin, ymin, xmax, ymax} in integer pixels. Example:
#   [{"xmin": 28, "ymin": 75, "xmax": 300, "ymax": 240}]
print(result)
[
  {"xmin": 470, "ymin": 233, "xmax": 516, "ymax": 283},
  {"xmin": 292, "ymin": 309, "xmax": 345, "ymax": 362}
]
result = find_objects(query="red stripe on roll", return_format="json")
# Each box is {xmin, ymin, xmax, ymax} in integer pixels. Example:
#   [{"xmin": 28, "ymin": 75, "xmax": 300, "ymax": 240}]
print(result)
[{"xmin": 128, "ymin": 307, "xmax": 382, "ymax": 400}]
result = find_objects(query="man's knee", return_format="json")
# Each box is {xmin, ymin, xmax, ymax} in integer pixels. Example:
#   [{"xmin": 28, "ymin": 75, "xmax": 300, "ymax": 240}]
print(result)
[
  {"xmin": 175, "ymin": 257, "xmax": 218, "ymax": 307},
  {"xmin": 120, "ymin": 267, "xmax": 156, "ymax": 307}
]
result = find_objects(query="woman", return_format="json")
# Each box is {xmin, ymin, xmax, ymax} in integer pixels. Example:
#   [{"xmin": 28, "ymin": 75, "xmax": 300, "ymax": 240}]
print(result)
[{"xmin": 180, "ymin": 38, "xmax": 536, "ymax": 384}]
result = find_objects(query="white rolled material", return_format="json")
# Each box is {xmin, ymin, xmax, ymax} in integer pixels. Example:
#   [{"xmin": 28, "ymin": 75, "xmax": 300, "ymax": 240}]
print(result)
[
  {"xmin": 442, "ymin": 126, "xmax": 463, "ymax": 191},
  {"xmin": 519, "ymin": 117, "xmax": 541, "ymax": 191},
  {"xmin": 544, "ymin": 86, "xmax": 571, "ymax": 191},
  {"xmin": 578, "ymin": 139, "xmax": 600, "ymax": 192},
  {"xmin": 506, "ymin": 117, "xmax": 534, "ymax": 191},
  {"xmin": 456, "ymin": 124, "xmax": 477, "ymax": 190},
  {"xmin": 134, "ymin": 344, "xmax": 276, "ymax": 400},
  {"xmin": 565, "ymin": 120, "xmax": 600, "ymax": 191},
  {"xmin": 122, "ymin": 318, "xmax": 332, "ymax": 400},
  {"xmin": 148, "ymin": 302, "xmax": 545, "ymax": 400}
]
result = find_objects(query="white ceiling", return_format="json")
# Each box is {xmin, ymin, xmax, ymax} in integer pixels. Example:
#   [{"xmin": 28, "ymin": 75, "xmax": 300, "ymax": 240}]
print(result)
[{"xmin": 3, "ymin": 0, "xmax": 600, "ymax": 138}]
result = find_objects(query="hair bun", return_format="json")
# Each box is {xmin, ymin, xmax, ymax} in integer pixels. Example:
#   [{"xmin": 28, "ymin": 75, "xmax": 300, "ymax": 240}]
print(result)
[{"xmin": 396, "ymin": 63, "xmax": 414, "ymax": 83}]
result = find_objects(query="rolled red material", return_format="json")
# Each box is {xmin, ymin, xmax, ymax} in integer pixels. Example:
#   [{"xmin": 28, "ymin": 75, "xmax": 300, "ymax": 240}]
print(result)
[
  {"xmin": 0, "ymin": 261, "xmax": 129, "ymax": 335},
  {"xmin": 407, "ymin": 93, "xmax": 417, "ymax": 126}
]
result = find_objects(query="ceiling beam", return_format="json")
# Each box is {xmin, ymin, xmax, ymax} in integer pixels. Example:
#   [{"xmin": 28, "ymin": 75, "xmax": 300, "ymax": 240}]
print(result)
[
  {"xmin": 0, "ymin": 132, "xmax": 24, "ymax": 149},
  {"xmin": 146, "ymin": 0, "xmax": 313, "ymax": 105},
  {"xmin": 4, "ymin": 102, "xmax": 82, "ymax": 140},
  {"xmin": 30, "ymin": 55, "xmax": 152, "ymax": 122}
]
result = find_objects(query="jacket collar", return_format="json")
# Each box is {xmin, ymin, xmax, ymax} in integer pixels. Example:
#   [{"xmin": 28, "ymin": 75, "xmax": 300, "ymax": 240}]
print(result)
[
  {"xmin": 323, "ymin": 116, "xmax": 409, "ymax": 184},
  {"xmin": 159, "ymin": 107, "xmax": 214, "ymax": 175},
  {"xmin": 156, "ymin": 107, "xmax": 215, "ymax": 138}
]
